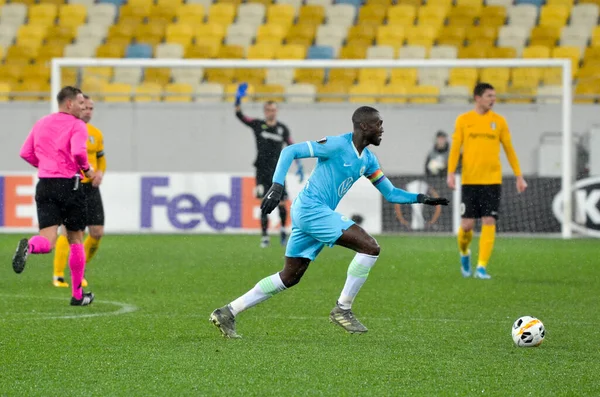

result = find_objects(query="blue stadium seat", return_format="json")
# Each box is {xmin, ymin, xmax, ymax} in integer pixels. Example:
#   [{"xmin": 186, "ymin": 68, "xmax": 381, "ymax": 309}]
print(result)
[
  {"xmin": 126, "ymin": 44, "xmax": 153, "ymax": 58},
  {"xmin": 98, "ymin": 0, "xmax": 126, "ymax": 6},
  {"xmin": 307, "ymin": 45, "xmax": 334, "ymax": 59},
  {"xmin": 514, "ymin": 0, "xmax": 544, "ymax": 6},
  {"xmin": 335, "ymin": 0, "xmax": 363, "ymax": 7}
]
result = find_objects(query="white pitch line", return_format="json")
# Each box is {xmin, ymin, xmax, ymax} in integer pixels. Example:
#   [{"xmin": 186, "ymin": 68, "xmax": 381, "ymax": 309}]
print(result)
[{"xmin": 0, "ymin": 294, "xmax": 138, "ymax": 320}]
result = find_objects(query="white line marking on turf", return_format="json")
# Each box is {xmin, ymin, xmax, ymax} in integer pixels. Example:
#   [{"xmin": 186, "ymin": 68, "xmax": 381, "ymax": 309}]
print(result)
[{"xmin": 0, "ymin": 294, "xmax": 138, "ymax": 320}]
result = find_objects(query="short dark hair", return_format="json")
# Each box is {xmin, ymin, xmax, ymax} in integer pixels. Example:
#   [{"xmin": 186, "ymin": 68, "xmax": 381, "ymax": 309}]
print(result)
[
  {"xmin": 473, "ymin": 83, "xmax": 494, "ymax": 98},
  {"xmin": 352, "ymin": 106, "xmax": 379, "ymax": 128},
  {"xmin": 83, "ymin": 94, "xmax": 90, "ymax": 100},
  {"xmin": 264, "ymin": 100, "xmax": 277, "ymax": 107},
  {"xmin": 57, "ymin": 86, "xmax": 82, "ymax": 105}
]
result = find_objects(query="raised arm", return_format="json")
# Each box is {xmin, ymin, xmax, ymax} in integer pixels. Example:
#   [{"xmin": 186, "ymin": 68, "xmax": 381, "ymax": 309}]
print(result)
[{"xmin": 20, "ymin": 129, "xmax": 39, "ymax": 168}]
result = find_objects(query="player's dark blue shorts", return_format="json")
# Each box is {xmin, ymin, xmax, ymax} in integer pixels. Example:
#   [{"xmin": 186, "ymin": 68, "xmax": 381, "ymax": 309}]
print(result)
[{"xmin": 285, "ymin": 200, "xmax": 355, "ymax": 261}]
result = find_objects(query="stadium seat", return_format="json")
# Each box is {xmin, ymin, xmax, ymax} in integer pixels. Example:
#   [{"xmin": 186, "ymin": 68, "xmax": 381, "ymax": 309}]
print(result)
[
  {"xmin": 134, "ymin": 82, "xmax": 162, "ymax": 102},
  {"xmin": 58, "ymin": 5, "xmax": 87, "ymax": 28},
  {"xmin": 358, "ymin": 68, "xmax": 388, "ymax": 85},
  {"xmin": 378, "ymin": 84, "xmax": 407, "ymax": 104},
  {"xmin": 276, "ymin": 44, "xmax": 307, "ymax": 59},
  {"xmin": 552, "ymin": 46, "xmax": 581, "ymax": 75},
  {"xmin": 511, "ymin": 68, "xmax": 542, "ymax": 88},
  {"xmin": 298, "ymin": 5, "xmax": 325, "ymax": 25},
  {"xmin": 405, "ymin": 26, "xmax": 436, "ymax": 49},
  {"xmin": 295, "ymin": 68, "xmax": 325, "ymax": 85},
  {"xmin": 120, "ymin": 4, "xmax": 152, "ymax": 20},
  {"xmin": 164, "ymin": 83, "xmax": 193, "ymax": 102},
  {"xmin": 226, "ymin": 23, "xmax": 255, "ymax": 48},
  {"xmin": 407, "ymin": 85, "xmax": 439, "ymax": 104},
  {"xmin": 224, "ymin": 82, "xmax": 255, "ymax": 102},
  {"xmin": 267, "ymin": 4, "xmax": 295, "ymax": 27},
  {"xmin": 195, "ymin": 83, "xmax": 225, "ymax": 103},
  {"xmin": 574, "ymin": 81, "xmax": 600, "ymax": 104},
  {"xmin": 329, "ymin": 68, "xmax": 357, "ymax": 85},
  {"xmin": 126, "ymin": 44, "xmax": 153, "ymax": 58},
  {"xmin": 335, "ymin": 0, "xmax": 362, "ymax": 7},
  {"xmin": 419, "ymin": 68, "xmax": 448, "ymax": 88},
  {"xmin": 186, "ymin": 0, "xmax": 213, "ymax": 7},
  {"xmin": 386, "ymin": 4, "xmax": 416, "ymax": 25},
  {"xmin": 0, "ymin": 4, "xmax": 28, "ymax": 26},
  {"xmin": 466, "ymin": 26, "xmax": 497, "ymax": 48},
  {"xmin": 487, "ymin": 0, "xmax": 514, "ymax": 7},
  {"xmin": 186, "ymin": 39, "xmax": 222, "ymax": 58},
  {"xmin": 102, "ymin": 82, "xmax": 131, "ymax": 102},
  {"xmin": 389, "ymin": 68, "xmax": 417, "ymax": 86},
  {"xmin": 88, "ymin": 4, "xmax": 118, "ymax": 26},
  {"xmin": 507, "ymin": 5, "xmax": 538, "ymax": 29},
  {"xmin": 348, "ymin": 84, "xmax": 380, "ymax": 104},
  {"xmin": 275, "ymin": 0, "xmax": 302, "ymax": 13},
  {"xmin": 417, "ymin": 6, "xmax": 447, "ymax": 30},
  {"xmin": 584, "ymin": 47, "xmax": 600, "ymax": 63},
  {"xmin": 317, "ymin": 82, "xmax": 348, "ymax": 103},
  {"xmin": 326, "ymin": 4, "xmax": 357, "ymax": 27},
  {"xmin": 570, "ymin": 4, "xmax": 599, "ymax": 28},
  {"xmin": 367, "ymin": 45, "xmax": 394, "ymax": 59},
  {"xmin": 175, "ymin": 4, "xmax": 205, "ymax": 24},
  {"xmin": 449, "ymin": 68, "xmax": 478, "ymax": 89},
  {"xmin": 143, "ymin": 68, "xmax": 171, "ymax": 86},
  {"xmin": 560, "ymin": 26, "xmax": 590, "ymax": 50},
  {"xmin": 37, "ymin": 45, "xmax": 64, "ymax": 64},
  {"xmin": 480, "ymin": 68, "xmax": 510, "ymax": 88},
  {"xmin": 498, "ymin": 26, "xmax": 529, "ymax": 51},
  {"xmin": 265, "ymin": 67, "xmax": 294, "ymax": 85},
  {"xmin": 208, "ymin": 3, "xmax": 237, "ymax": 25},
  {"xmin": 436, "ymin": 26, "xmax": 466, "ymax": 47},
  {"xmin": 285, "ymin": 83, "xmax": 316, "ymax": 103},
  {"xmin": 77, "ymin": 25, "xmax": 107, "ymax": 44},
  {"xmin": 256, "ymin": 24, "xmax": 287, "ymax": 44},
  {"xmin": 286, "ymin": 24, "xmax": 317, "ymax": 47},
  {"xmin": 592, "ymin": 26, "xmax": 600, "ymax": 47},
  {"xmin": 376, "ymin": 26, "xmax": 405, "ymax": 52},
  {"xmin": 530, "ymin": 26, "xmax": 561, "ymax": 48},
  {"xmin": 358, "ymin": 5, "xmax": 387, "ymax": 25},
  {"xmin": 0, "ymin": 82, "xmax": 10, "ymax": 102},
  {"xmin": 537, "ymin": 85, "xmax": 562, "ymax": 104},
  {"xmin": 254, "ymin": 83, "xmax": 285, "ymax": 102},
  {"xmin": 439, "ymin": 85, "xmax": 470, "ymax": 104},
  {"xmin": 13, "ymin": 79, "xmax": 50, "ymax": 102},
  {"xmin": 195, "ymin": 24, "xmax": 227, "ymax": 42},
  {"xmin": 29, "ymin": 4, "xmax": 58, "ymax": 27},
  {"xmin": 538, "ymin": 5, "xmax": 570, "ymax": 27},
  {"xmin": 246, "ymin": 43, "xmax": 276, "ymax": 59},
  {"xmin": 22, "ymin": 64, "xmax": 50, "ymax": 82},
  {"xmin": 96, "ymin": 43, "xmax": 126, "ymax": 58},
  {"xmin": 479, "ymin": 6, "xmax": 507, "ymax": 28},
  {"xmin": 339, "ymin": 44, "xmax": 368, "ymax": 59},
  {"xmin": 398, "ymin": 45, "xmax": 427, "ymax": 59},
  {"xmin": 316, "ymin": 24, "xmax": 347, "ymax": 48},
  {"xmin": 83, "ymin": 66, "xmax": 113, "ymax": 82},
  {"xmin": 237, "ymin": 4, "xmax": 266, "ymax": 26},
  {"xmin": 171, "ymin": 67, "xmax": 204, "ymax": 85},
  {"xmin": 113, "ymin": 67, "xmax": 143, "ymax": 85},
  {"xmin": 307, "ymin": 45, "xmax": 334, "ymax": 59},
  {"xmin": 522, "ymin": 45, "xmax": 551, "ymax": 58},
  {"xmin": 429, "ymin": 45, "xmax": 458, "ymax": 59},
  {"xmin": 488, "ymin": 47, "xmax": 517, "ymax": 58},
  {"xmin": 448, "ymin": 5, "xmax": 482, "ymax": 27},
  {"xmin": 504, "ymin": 85, "xmax": 536, "ymax": 104}
]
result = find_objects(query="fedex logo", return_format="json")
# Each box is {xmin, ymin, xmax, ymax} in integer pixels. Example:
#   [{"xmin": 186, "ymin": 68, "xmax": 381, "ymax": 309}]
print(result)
[
  {"xmin": 0, "ymin": 175, "xmax": 36, "ymax": 228},
  {"xmin": 140, "ymin": 176, "xmax": 290, "ymax": 231}
]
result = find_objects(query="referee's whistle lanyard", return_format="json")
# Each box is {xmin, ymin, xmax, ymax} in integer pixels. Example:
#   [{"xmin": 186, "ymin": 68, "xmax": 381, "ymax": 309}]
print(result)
[{"xmin": 73, "ymin": 174, "xmax": 81, "ymax": 191}]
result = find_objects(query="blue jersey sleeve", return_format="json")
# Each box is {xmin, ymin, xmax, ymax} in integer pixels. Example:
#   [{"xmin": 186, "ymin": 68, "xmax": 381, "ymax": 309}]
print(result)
[
  {"xmin": 306, "ymin": 137, "xmax": 341, "ymax": 160},
  {"xmin": 365, "ymin": 152, "xmax": 419, "ymax": 204}
]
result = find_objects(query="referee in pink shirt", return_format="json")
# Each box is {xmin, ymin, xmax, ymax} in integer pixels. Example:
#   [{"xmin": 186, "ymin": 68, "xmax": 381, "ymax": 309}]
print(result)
[{"xmin": 13, "ymin": 86, "xmax": 97, "ymax": 306}]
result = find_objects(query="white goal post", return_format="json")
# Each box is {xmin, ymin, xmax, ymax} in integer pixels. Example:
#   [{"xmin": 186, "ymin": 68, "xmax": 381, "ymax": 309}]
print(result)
[{"xmin": 50, "ymin": 58, "xmax": 573, "ymax": 239}]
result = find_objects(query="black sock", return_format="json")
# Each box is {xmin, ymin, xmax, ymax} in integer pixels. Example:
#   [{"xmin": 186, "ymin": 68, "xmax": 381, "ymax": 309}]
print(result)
[{"xmin": 279, "ymin": 205, "xmax": 288, "ymax": 230}]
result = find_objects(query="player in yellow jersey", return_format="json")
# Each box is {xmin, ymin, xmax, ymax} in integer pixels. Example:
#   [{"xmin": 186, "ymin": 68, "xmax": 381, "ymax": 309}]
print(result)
[
  {"xmin": 53, "ymin": 95, "xmax": 106, "ymax": 288},
  {"xmin": 447, "ymin": 83, "xmax": 528, "ymax": 280}
]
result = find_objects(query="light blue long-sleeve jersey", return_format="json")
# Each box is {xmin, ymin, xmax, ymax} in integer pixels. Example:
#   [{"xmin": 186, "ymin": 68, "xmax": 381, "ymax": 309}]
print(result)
[{"xmin": 272, "ymin": 132, "xmax": 419, "ymax": 210}]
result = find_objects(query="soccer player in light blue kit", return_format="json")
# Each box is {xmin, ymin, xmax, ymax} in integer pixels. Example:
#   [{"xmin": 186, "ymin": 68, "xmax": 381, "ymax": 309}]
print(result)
[{"xmin": 210, "ymin": 106, "xmax": 449, "ymax": 338}]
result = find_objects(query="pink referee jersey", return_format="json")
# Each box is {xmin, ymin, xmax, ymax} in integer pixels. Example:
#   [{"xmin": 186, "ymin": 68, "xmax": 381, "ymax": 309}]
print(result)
[{"xmin": 20, "ymin": 112, "xmax": 90, "ymax": 179}]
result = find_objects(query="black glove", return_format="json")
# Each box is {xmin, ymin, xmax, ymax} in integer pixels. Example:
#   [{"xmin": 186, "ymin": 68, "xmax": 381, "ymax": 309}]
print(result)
[
  {"xmin": 417, "ymin": 194, "xmax": 449, "ymax": 206},
  {"xmin": 260, "ymin": 183, "xmax": 284, "ymax": 215}
]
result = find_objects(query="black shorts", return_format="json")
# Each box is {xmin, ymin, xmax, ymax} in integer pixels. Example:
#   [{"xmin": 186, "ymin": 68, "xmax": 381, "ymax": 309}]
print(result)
[
  {"xmin": 461, "ymin": 184, "xmax": 501, "ymax": 220},
  {"xmin": 255, "ymin": 168, "xmax": 288, "ymax": 200},
  {"xmin": 82, "ymin": 183, "xmax": 105, "ymax": 226},
  {"xmin": 36, "ymin": 178, "xmax": 87, "ymax": 231}
]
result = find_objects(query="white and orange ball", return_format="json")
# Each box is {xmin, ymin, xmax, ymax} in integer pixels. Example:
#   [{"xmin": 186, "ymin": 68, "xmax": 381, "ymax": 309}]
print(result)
[{"xmin": 512, "ymin": 316, "xmax": 546, "ymax": 347}]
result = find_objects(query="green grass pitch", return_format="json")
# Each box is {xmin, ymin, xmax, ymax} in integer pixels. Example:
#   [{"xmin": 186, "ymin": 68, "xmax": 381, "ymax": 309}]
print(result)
[{"xmin": 0, "ymin": 234, "xmax": 598, "ymax": 396}]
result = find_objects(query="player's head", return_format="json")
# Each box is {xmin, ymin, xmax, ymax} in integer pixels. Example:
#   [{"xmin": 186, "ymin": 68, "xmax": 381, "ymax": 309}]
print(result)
[
  {"xmin": 80, "ymin": 94, "xmax": 94, "ymax": 124},
  {"xmin": 57, "ymin": 86, "xmax": 85, "ymax": 118},
  {"xmin": 352, "ymin": 106, "xmax": 383, "ymax": 146},
  {"xmin": 435, "ymin": 130, "xmax": 448, "ymax": 149},
  {"xmin": 473, "ymin": 83, "xmax": 496, "ymax": 112},
  {"xmin": 263, "ymin": 101, "xmax": 278, "ymax": 122}
]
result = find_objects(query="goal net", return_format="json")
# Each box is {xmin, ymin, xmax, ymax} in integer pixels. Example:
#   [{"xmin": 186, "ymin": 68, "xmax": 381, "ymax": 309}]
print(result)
[{"xmin": 50, "ymin": 58, "xmax": 577, "ymax": 238}]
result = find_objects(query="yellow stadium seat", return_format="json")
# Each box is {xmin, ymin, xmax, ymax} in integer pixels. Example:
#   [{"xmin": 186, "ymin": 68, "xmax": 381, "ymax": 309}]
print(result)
[
  {"xmin": 591, "ymin": 26, "xmax": 600, "ymax": 47},
  {"xmin": 417, "ymin": 6, "xmax": 447, "ymax": 28},
  {"xmin": 479, "ymin": 6, "xmax": 507, "ymax": 28},
  {"xmin": 118, "ymin": 16, "xmax": 145, "ymax": 27},
  {"xmin": 17, "ymin": 25, "xmax": 48, "ymax": 43},
  {"xmin": 256, "ymin": 24, "xmax": 287, "ymax": 44},
  {"xmin": 45, "ymin": 37, "xmax": 72, "ymax": 49},
  {"xmin": 135, "ymin": 23, "xmax": 166, "ymax": 42},
  {"xmin": 120, "ymin": 4, "xmax": 152, "ymax": 19},
  {"xmin": 449, "ymin": 68, "xmax": 478, "ymax": 88},
  {"xmin": 574, "ymin": 80, "xmax": 600, "ymax": 104},
  {"xmin": 164, "ymin": 83, "xmax": 193, "ymax": 102},
  {"xmin": 166, "ymin": 24, "xmax": 194, "ymax": 41},
  {"xmin": 458, "ymin": 45, "xmax": 486, "ymax": 59},
  {"xmin": 80, "ymin": 77, "xmax": 104, "ymax": 95},
  {"xmin": 504, "ymin": 85, "xmax": 536, "ymax": 104},
  {"xmin": 134, "ymin": 82, "xmax": 163, "ymax": 102},
  {"xmin": 488, "ymin": 47, "xmax": 517, "ymax": 59},
  {"xmin": 447, "ymin": 5, "xmax": 482, "ymax": 26},
  {"xmin": 295, "ymin": 69, "xmax": 325, "ymax": 85},
  {"xmin": 317, "ymin": 83, "xmax": 348, "ymax": 103},
  {"xmin": 427, "ymin": 0, "xmax": 452, "ymax": 10},
  {"xmin": 367, "ymin": 0, "xmax": 394, "ymax": 7},
  {"xmin": 83, "ymin": 67, "xmax": 112, "ymax": 82},
  {"xmin": 235, "ymin": 68, "xmax": 265, "ymax": 86},
  {"xmin": 340, "ymin": 45, "xmax": 369, "ymax": 59},
  {"xmin": 541, "ymin": 68, "xmax": 562, "ymax": 85},
  {"xmin": 247, "ymin": 44, "xmax": 276, "ymax": 59},
  {"xmin": 96, "ymin": 44, "xmax": 125, "ymax": 58},
  {"xmin": 286, "ymin": 24, "xmax": 316, "ymax": 47},
  {"xmin": 37, "ymin": 45, "xmax": 64, "ymax": 65},
  {"xmin": 6, "ymin": 45, "xmax": 40, "ymax": 63},
  {"xmin": 405, "ymin": 25, "xmax": 436, "ymax": 49},
  {"xmin": 390, "ymin": 68, "xmax": 418, "ymax": 85},
  {"xmin": 266, "ymin": 4, "xmax": 295, "ymax": 27},
  {"xmin": 358, "ymin": 68, "xmax": 388, "ymax": 85},
  {"xmin": 166, "ymin": 35, "xmax": 192, "ymax": 48},
  {"xmin": 328, "ymin": 68, "xmax": 357, "ymax": 85},
  {"xmin": 144, "ymin": 68, "xmax": 171, "ymax": 86},
  {"xmin": 248, "ymin": 0, "xmax": 272, "ymax": 5},
  {"xmin": 358, "ymin": 5, "xmax": 387, "ymax": 25},
  {"xmin": 205, "ymin": 67, "xmax": 235, "ymax": 85},
  {"xmin": 547, "ymin": 0, "xmax": 574, "ymax": 5},
  {"xmin": 176, "ymin": 4, "xmax": 205, "ymax": 24},
  {"xmin": 407, "ymin": 85, "xmax": 439, "ymax": 104},
  {"xmin": 58, "ymin": 4, "xmax": 87, "ymax": 28},
  {"xmin": 398, "ymin": 0, "xmax": 422, "ymax": 6},
  {"xmin": 387, "ymin": 4, "xmax": 417, "ymax": 25},
  {"xmin": 539, "ymin": 5, "xmax": 570, "ymax": 27},
  {"xmin": 348, "ymin": 84, "xmax": 380, "ymax": 104},
  {"xmin": 13, "ymin": 79, "xmax": 50, "ymax": 102},
  {"xmin": 208, "ymin": 3, "xmax": 236, "ymax": 25},
  {"xmin": 348, "ymin": 24, "xmax": 378, "ymax": 43},
  {"xmin": 276, "ymin": 44, "xmax": 306, "ymax": 60},
  {"xmin": 436, "ymin": 26, "xmax": 466, "ymax": 47},
  {"xmin": 577, "ymin": 61, "xmax": 600, "ymax": 80},
  {"xmin": 108, "ymin": 24, "xmax": 135, "ymax": 40},
  {"xmin": 553, "ymin": 46, "xmax": 581, "ymax": 77},
  {"xmin": 584, "ymin": 47, "xmax": 600, "ymax": 63},
  {"xmin": 254, "ymin": 84, "xmax": 285, "ymax": 102},
  {"xmin": 522, "ymin": 45, "xmax": 551, "ymax": 58},
  {"xmin": 0, "ymin": 64, "xmax": 24, "ymax": 81},
  {"xmin": 379, "ymin": 84, "xmax": 408, "ymax": 104},
  {"xmin": 224, "ymin": 83, "xmax": 255, "ymax": 102},
  {"xmin": 186, "ymin": 38, "xmax": 221, "ymax": 58},
  {"xmin": 376, "ymin": 26, "xmax": 405, "ymax": 52},
  {"xmin": 456, "ymin": 0, "xmax": 483, "ymax": 7},
  {"xmin": 195, "ymin": 24, "xmax": 227, "ymax": 41},
  {"xmin": 298, "ymin": 5, "xmax": 325, "ymax": 25},
  {"xmin": 128, "ymin": 0, "xmax": 152, "ymax": 6},
  {"xmin": 511, "ymin": 68, "xmax": 542, "ymax": 87},
  {"xmin": 29, "ymin": 4, "xmax": 58, "ymax": 25},
  {"xmin": 47, "ymin": 26, "xmax": 76, "ymax": 42},
  {"xmin": 61, "ymin": 68, "xmax": 78, "ymax": 86},
  {"xmin": 529, "ymin": 26, "xmax": 561, "ymax": 48},
  {"xmin": 480, "ymin": 68, "xmax": 510, "ymax": 88},
  {"xmin": 218, "ymin": 44, "xmax": 244, "ymax": 59},
  {"xmin": 466, "ymin": 26, "xmax": 497, "ymax": 47},
  {"xmin": 23, "ymin": 64, "xmax": 50, "ymax": 81},
  {"xmin": 149, "ymin": 4, "xmax": 177, "ymax": 20},
  {"xmin": 0, "ymin": 82, "xmax": 10, "ymax": 102}
]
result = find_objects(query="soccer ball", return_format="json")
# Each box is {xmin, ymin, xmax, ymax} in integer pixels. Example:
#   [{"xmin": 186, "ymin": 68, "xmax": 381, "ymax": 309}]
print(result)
[
  {"xmin": 511, "ymin": 316, "xmax": 546, "ymax": 347},
  {"xmin": 427, "ymin": 158, "xmax": 445, "ymax": 176}
]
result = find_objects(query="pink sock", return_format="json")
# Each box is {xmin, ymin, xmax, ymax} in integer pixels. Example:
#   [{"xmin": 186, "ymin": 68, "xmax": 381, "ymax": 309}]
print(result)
[
  {"xmin": 28, "ymin": 235, "xmax": 51, "ymax": 254},
  {"xmin": 69, "ymin": 244, "xmax": 86, "ymax": 300}
]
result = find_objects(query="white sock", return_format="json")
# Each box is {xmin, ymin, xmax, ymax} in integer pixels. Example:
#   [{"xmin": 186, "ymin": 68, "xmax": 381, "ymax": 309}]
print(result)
[
  {"xmin": 228, "ymin": 273, "xmax": 286, "ymax": 316},
  {"xmin": 338, "ymin": 253, "xmax": 378, "ymax": 310}
]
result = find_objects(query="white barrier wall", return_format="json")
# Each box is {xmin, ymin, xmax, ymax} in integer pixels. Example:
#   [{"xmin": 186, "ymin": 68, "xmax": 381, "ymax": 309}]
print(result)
[{"xmin": 0, "ymin": 172, "xmax": 382, "ymax": 234}]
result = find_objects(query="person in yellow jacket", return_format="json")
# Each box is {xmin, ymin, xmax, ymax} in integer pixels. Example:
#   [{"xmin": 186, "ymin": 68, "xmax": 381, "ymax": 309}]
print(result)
[
  {"xmin": 53, "ymin": 95, "xmax": 106, "ymax": 288},
  {"xmin": 447, "ymin": 83, "xmax": 528, "ymax": 280}
]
